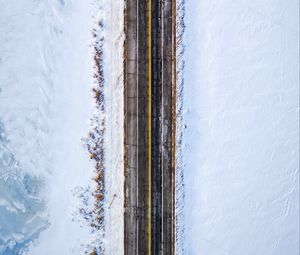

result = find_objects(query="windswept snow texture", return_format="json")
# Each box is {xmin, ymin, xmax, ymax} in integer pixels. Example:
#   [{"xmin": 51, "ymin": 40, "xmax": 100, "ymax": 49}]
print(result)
[
  {"xmin": 0, "ymin": 0, "xmax": 96, "ymax": 254},
  {"xmin": 182, "ymin": 0, "xmax": 299, "ymax": 255}
]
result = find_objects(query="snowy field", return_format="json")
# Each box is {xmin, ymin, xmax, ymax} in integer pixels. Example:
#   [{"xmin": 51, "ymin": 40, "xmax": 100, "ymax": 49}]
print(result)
[
  {"xmin": 0, "ymin": 0, "xmax": 124, "ymax": 254},
  {"xmin": 1, "ymin": 0, "xmax": 299, "ymax": 254},
  {"xmin": 0, "ymin": 0, "xmax": 94, "ymax": 253},
  {"xmin": 182, "ymin": 0, "xmax": 299, "ymax": 254}
]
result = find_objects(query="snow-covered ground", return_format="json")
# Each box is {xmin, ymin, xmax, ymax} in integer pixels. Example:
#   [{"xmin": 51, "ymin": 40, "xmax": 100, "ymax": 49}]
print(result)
[
  {"xmin": 0, "ymin": 0, "xmax": 124, "ymax": 254},
  {"xmin": 101, "ymin": 0, "xmax": 125, "ymax": 254},
  {"xmin": 26, "ymin": 1, "xmax": 97, "ymax": 254},
  {"xmin": 0, "ymin": 0, "xmax": 95, "ymax": 253},
  {"xmin": 182, "ymin": 0, "xmax": 299, "ymax": 254}
]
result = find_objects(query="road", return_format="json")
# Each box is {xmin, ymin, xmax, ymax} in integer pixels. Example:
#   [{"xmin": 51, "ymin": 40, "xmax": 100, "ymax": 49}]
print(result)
[{"xmin": 124, "ymin": 0, "xmax": 176, "ymax": 254}]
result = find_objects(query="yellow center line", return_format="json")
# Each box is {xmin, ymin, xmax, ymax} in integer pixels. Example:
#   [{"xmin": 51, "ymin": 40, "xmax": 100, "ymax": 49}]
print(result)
[{"xmin": 148, "ymin": 0, "xmax": 152, "ymax": 253}]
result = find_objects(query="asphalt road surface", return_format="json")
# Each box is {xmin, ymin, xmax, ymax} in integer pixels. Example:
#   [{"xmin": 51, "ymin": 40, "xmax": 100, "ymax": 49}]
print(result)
[{"xmin": 124, "ymin": 0, "xmax": 176, "ymax": 254}]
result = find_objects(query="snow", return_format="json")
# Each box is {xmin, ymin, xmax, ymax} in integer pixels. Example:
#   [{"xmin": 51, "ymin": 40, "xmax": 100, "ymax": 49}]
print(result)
[
  {"xmin": 0, "ymin": 0, "xmax": 98, "ymax": 253},
  {"xmin": 182, "ymin": 0, "xmax": 299, "ymax": 254},
  {"xmin": 0, "ymin": 0, "xmax": 125, "ymax": 253},
  {"xmin": 101, "ymin": 0, "xmax": 125, "ymax": 254},
  {"xmin": 27, "ymin": 2, "xmax": 97, "ymax": 253}
]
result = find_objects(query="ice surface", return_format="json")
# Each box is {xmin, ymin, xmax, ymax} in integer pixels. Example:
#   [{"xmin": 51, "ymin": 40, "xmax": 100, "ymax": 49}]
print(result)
[
  {"xmin": 0, "ymin": 122, "xmax": 48, "ymax": 254},
  {"xmin": 182, "ymin": 0, "xmax": 299, "ymax": 254}
]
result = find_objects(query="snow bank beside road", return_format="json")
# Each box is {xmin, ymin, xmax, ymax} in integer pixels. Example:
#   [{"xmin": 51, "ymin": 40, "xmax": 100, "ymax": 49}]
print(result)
[
  {"xmin": 182, "ymin": 0, "xmax": 299, "ymax": 254},
  {"xmin": 101, "ymin": 0, "xmax": 125, "ymax": 253}
]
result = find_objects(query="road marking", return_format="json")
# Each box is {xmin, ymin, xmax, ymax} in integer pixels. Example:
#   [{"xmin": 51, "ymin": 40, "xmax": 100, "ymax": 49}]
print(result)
[
  {"xmin": 148, "ymin": 0, "xmax": 152, "ymax": 253},
  {"xmin": 136, "ymin": 0, "xmax": 139, "ymax": 254},
  {"xmin": 161, "ymin": 0, "xmax": 164, "ymax": 253}
]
